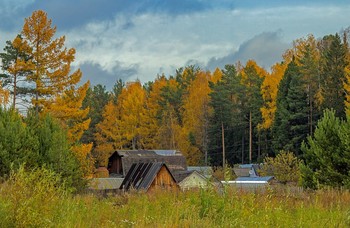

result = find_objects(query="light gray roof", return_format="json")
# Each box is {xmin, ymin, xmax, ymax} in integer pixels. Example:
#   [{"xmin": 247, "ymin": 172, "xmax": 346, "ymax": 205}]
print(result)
[
  {"xmin": 187, "ymin": 166, "xmax": 213, "ymax": 177},
  {"xmin": 89, "ymin": 178, "xmax": 124, "ymax": 190},
  {"xmin": 234, "ymin": 176, "xmax": 274, "ymax": 183}
]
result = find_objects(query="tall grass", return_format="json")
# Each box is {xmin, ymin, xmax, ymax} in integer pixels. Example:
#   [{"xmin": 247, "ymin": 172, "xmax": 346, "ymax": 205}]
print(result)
[{"xmin": 1, "ymin": 168, "xmax": 350, "ymax": 227}]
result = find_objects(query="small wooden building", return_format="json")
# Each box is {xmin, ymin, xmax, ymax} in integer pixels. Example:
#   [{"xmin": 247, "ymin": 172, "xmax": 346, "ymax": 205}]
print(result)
[
  {"xmin": 120, "ymin": 162, "xmax": 178, "ymax": 192},
  {"xmin": 174, "ymin": 170, "xmax": 210, "ymax": 191},
  {"xmin": 108, "ymin": 150, "xmax": 187, "ymax": 177}
]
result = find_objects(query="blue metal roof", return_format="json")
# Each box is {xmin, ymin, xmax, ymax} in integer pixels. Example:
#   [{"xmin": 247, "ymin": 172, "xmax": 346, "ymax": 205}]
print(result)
[{"xmin": 235, "ymin": 176, "xmax": 273, "ymax": 183}]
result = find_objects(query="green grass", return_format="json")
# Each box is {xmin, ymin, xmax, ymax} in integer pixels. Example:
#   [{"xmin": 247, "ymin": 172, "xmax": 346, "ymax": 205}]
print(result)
[{"xmin": 1, "ymin": 168, "xmax": 350, "ymax": 227}]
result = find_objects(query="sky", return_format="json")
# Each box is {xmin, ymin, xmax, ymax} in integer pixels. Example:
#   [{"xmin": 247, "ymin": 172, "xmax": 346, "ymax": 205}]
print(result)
[{"xmin": 1, "ymin": 0, "xmax": 350, "ymax": 88}]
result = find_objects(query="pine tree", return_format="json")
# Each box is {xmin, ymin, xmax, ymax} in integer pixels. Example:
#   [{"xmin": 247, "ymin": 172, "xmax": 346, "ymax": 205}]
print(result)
[
  {"xmin": 273, "ymin": 60, "xmax": 308, "ymax": 156},
  {"xmin": 0, "ymin": 108, "xmax": 38, "ymax": 176},
  {"xmin": 301, "ymin": 109, "xmax": 350, "ymax": 189},
  {"xmin": 319, "ymin": 34, "xmax": 348, "ymax": 118},
  {"xmin": 0, "ymin": 36, "xmax": 34, "ymax": 109},
  {"xmin": 208, "ymin": 64, "xmax": 242, "ymax": 166},
  {"xmin": 240, "ymin": 60, "xmax": 266, "ymax": 162},
  {"xmin": 81, "ymin": 84, "xmax": 109, "ymax": 145}
]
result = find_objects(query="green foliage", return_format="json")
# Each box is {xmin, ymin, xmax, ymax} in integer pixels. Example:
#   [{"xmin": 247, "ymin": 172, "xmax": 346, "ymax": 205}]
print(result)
[
  {"xmin": 320, "ymin": 34, "xmax": 347, "ymax": 118},
  {"xmin": 208, "ymin": 64, "xmax": 243, "ymax": 165},
  {"xmin": 1, "ymin": 183, "xmax": 349, "ymax": 227},
  {"xmin": 0, "ymin": 108, "xmax": 39, "ymax": 176},
  {"xmin": 301, "ymin": 109, "xmax": 350, "ymax": 189},
  {"xmin": 260, "ymin": 151, "xmax": 302, "ymax": 184},
  {"xmin": 273, "ymin": 60, "xmax": 309, "ymax": 156},
  {"xmin": 0, "ymin": 166, "xmax": 69, "ymax": 227},
  {"xmin": 26, "ymin": 112, "xmax": 86, "ymax": 191},
  {"xmin": 0, "ymin": 107, "xmax": 86, "ymax": 191}
]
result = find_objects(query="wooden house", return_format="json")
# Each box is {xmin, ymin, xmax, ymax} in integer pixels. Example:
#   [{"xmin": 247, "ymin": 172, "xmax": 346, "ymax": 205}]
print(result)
[
  {"xmin": 120, "ymin": 162, "xmax": 178, "ymax": 192},
  {"xmin": 174, "ymin": 170, "xmax": 210, "ymax": 191},
  {"xmin": 108, "ymin": 150, "xmax": 187, "ymax": 177}
]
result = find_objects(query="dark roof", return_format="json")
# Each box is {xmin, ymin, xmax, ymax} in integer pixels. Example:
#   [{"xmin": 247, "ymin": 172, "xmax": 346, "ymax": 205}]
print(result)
[
  {"xmin": 173, "ymin": 170, "xmax": 195, "ymax": 183},
  {"xmin": 234, "ymin": 164, "xmax": 260, "ymax": 177},
  {"xmin": 187, "ymin": 166, "xmax": 213, "ymax": 178},
  {"xmin": 110, "ymin": 150, "xmax": 187, "ymax": 176},
  {"xmin": 120, "ymin": 162, "xmax": 176, "ymax": 191}
]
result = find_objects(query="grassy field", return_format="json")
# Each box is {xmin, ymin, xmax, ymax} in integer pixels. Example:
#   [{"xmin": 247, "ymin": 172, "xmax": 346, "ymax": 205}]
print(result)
[{"xmin": 1, "ymin": 168, "xmax": 350, "ymax": 227}]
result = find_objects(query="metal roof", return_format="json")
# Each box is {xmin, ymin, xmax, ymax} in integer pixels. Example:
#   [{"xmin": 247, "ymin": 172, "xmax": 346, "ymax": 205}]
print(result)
[
  {"xmin": 108, "ymin": 150, "xmax": 187, "ymax": 176},
  {"xmin": 234, "ymin": 176, "xmax": 274, "ymax": 183},
  {"xmin": 89, "ymin": 178, "xmax": 124, "ymax": 190},
  {"xmin": 187, "ymin": 166, "xmax": 213, "ymax": 177},
  {"xmin": 153, "ymin": 150, "xmax": 178, "ymax": 156},
  {"xmin": 120, "ymin": 162, "xmax": 177, "ymax": 191}
]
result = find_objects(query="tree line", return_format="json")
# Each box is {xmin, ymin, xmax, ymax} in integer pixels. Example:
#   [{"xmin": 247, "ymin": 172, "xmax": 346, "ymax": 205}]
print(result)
[{"xmin": 1, "ymin": 10, "xmax": 350, "ymax": 189}]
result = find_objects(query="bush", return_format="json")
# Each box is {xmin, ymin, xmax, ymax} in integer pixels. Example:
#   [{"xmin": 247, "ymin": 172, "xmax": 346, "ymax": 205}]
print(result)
[
  {"xmin": 260, "ymin": 151, "xmax": 301, "ymax": 184},
  {"xmin": 0, "ymin": 166, "xmax": 70, "ymax": 227},
  {"xmin": 301, "ymin": 109, "xmax": 350, "ymax": 189}
]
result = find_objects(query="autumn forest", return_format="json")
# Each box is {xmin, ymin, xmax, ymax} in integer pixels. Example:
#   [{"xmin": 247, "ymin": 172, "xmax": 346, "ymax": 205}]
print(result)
[{"xmin": 1, "ymin": 10, "xmax": 350, "ymax": 191}]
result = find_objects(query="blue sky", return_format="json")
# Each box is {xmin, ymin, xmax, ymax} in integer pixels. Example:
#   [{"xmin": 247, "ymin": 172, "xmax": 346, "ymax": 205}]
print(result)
[{"xmin": 1, "ymin": 0, "xmax": 350, "ymax": 87}]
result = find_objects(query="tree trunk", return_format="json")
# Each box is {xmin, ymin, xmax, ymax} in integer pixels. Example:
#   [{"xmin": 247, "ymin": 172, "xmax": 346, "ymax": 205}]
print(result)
[
  {"xmin": 249, "ymin": 111, "xmax": 252, "ymax": 164},
  {"xmin": 221, "ymin": 122, "xmax": 225, "ymax": 168}
]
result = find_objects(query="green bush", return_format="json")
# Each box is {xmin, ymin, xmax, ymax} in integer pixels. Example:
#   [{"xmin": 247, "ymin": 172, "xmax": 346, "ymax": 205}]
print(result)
[
  {"xmin": 0, "ymin": 107, "xmax": 86, "ymax": 191},
  {"xmin": 301, "ymin": 109, "xmax": 350, "ymax": 189},
  {"xmin": 0, "ymin": 166, "xmax": 70, "ymax": 227},
  {"xmin": 260, "ymin": 151, "xmax": 302, "ymax": 184}
]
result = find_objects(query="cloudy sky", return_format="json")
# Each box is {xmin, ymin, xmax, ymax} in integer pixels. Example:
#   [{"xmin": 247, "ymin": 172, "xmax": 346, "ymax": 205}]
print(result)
[{"xmin": 1, "ymin": 0, "xmax": 350, "ymax": 88}]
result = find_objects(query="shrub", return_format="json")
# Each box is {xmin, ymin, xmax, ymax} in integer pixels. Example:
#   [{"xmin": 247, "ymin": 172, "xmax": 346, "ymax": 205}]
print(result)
[
  {"xmin": 301, "ymin": 109, "xmax": 350, "ymax": 189},
  {"xmin": 260, "ymin": 151, "xmax": 302, "ymax": 184},
  {"xmin": 0, "ymin": 166, "xmax": 70, "ymax": 227}
]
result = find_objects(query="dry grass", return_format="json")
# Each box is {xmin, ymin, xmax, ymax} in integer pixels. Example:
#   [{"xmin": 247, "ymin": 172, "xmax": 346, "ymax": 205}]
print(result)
[{"xmin": 1, "ymin": 168, "xmax": 350, "ymax": 227}]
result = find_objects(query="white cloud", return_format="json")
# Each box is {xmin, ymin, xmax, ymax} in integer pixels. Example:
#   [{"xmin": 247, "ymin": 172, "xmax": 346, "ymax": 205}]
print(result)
[{"xmin": 3, "ymin": 3, "xmax": 350, "ymax": 85}]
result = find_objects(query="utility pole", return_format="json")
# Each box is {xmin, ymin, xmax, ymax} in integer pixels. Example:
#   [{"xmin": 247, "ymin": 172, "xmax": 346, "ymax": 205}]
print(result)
[
  {"xmin": 249, "ymin": 111, "xmax": 252, "ymax": 164},
  {"xmin": 221, "ymin": 122, "xmax": 225, "ymax": 169}
]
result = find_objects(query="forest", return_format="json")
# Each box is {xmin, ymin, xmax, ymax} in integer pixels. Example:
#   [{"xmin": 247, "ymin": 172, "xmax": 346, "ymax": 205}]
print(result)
[{"xmin": 1, "ymin": 9, "xmax": 350, "ymax": 191}]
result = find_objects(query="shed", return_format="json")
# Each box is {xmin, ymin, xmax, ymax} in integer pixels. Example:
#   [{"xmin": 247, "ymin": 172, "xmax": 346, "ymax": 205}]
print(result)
[
  {"xmin": 120, "ymin": 162, "xmax": 178, "ymax": 192},
  {"xmin": 108, "ymin": 150, "xmax": 187, "ymax": 177},
  {"xmin": 173, "ymin": 170, "xmax": 209, "ymax": 190}
]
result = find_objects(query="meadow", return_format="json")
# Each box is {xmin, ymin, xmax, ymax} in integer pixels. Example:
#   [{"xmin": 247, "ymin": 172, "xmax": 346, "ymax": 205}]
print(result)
[{"xmin": 1, "ymin": 168, "xmax": 349, "ymax": 227}]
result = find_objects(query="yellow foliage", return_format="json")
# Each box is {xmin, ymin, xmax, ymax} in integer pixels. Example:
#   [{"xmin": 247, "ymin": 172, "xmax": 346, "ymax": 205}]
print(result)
[
  {"xmin": 141, "ymin": 75, "xmax": 168, "ymax": 149},
  {"xmin": 344, "ymin": 59, "xmax": 350, "ymax": 116},
  {"xmin": 95, "ymin": 100, "xmax": 123, "ymax": 166},
  {"xmin": 260, "ymin": 62, "xmax": 287, "ymax": 129},
  {"xmin": 0, "ymin": 81, "xmax": 9, "ymax": 105},
  {"xmin": 20, "ymin": 10, "xmax": 82, "ymax": 111},
  {"xmin": 71, "ymin": 143, "xmax": 94, "ymax": 177},
  {"xmin": 19, "ymin": 10, "xmax": 92, "ymax": 174},
  {"xmin": 117, "ymin": 81, "xmax": 147, "ymax": 149},
  {"xmin": 282, "ymin": 34, "xmax": 319, "ymax": 65},
  {"xmin": 182, "ymin": 70, "xmax": 212, "ymax": 164},
  {"xmin": 211, "ymin": 68, "xmax": 223, "ymax": 83}
]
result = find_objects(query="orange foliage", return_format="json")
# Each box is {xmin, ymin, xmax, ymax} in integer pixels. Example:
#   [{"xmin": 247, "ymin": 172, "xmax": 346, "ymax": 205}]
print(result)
[
  {"xmin": 117, "ymin": 81, "xmax": 147, "ymax": 149},
  {"xmin": 95, "ymin": 100, "xmax": 122, "ymax": 166},
  {"xmin": 0, "ymin": 81, "xmax": 9, "ymax": 105},
  {"xmin": 19, "ymin": 10, "xmax": 92, "ymax": 175},
  {"xmin": 142, "ymin": 75, "xmax": 168, "ymax": 149},
  {"xmin": 260, "ymin": 63, "xmax": 287, "ymax": 129},
  {"xmin": 182, "ymin": 71, "xmax": 212, "ymax": 164}
]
